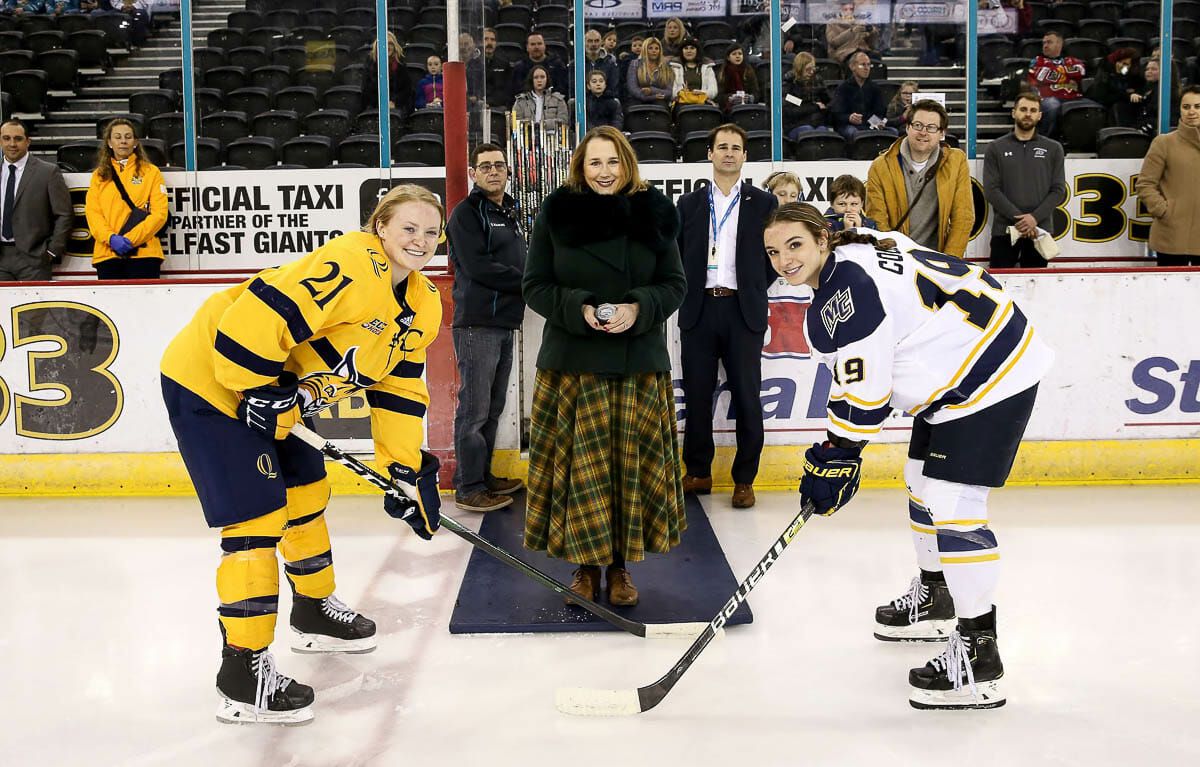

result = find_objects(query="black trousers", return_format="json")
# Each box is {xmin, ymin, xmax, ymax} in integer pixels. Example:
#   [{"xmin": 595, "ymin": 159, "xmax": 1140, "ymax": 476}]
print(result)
[
  {"xmin": 680, "ymin": 294, "xmax": 765, "ymax": 484},
  {"xmin": 988, "ymin": 235, "xmax": 1047, "ymax": 269},
  {"xmin": 95, "ymin": 257, "xmax": 162, "ymax": 280},
  {"xmin": 1156, "ymin": 252, "xmax": 1200, "ymax": 267}
]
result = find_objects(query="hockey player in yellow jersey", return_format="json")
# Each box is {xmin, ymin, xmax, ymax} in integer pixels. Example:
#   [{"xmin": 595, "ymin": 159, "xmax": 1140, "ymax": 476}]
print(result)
[{"xmin": 160, "ymin": 185, "xmax": 446, "ymax": 725}]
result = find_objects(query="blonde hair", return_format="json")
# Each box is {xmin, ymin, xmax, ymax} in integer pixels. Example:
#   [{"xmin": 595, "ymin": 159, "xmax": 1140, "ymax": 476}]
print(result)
[
  {"xmin": 890, "ymin": 79, "xmax": 918, "ymax": 111},
  {"xmin": 363, "ymin": 184, "xmax": 445, "ymax": 237},
  {"xmin": 791, "ymin": 52, "xmax": 816, "ymax": 81},
  {"xmin": 663, "ymin": 17, "xmax": 686, "ymax": 46},
  {"xmin": 566, "ymin": 126, "xmax": 647, "ymax": 195},
  {"xmin": 764, "ymin": 171, "xmax": 802, "ymax": 194},
  {"xmin": 637, "ymin": 36, "xmax": 675, "ymax": 88},
  {"xmin": 370, "ymin": 31, "xmax": 404, "ymax": 65}
]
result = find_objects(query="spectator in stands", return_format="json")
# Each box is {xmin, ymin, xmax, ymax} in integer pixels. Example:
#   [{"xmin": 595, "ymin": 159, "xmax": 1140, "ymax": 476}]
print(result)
[
  {"xmin": 0, "ymin": 118, "xmax": 72, "ymax": 282},
  {"xmin": 661, "ymin": 17, "xmax": 687, "ymax": 61},
  {"xmin": 85, "ymin": 117, "xmax": 168, "ymax": 280},
  {"xmin": 511, "ymin": 33, "xmax": 569, "ymax": 100},
  {"xmin": 716, "ymin": 43, "xmax": 759, "ymax": 114},
  {"xmin": 1135, "ymin": 86, "xmax": 1200, "ymax": 266},
  {"xmin": 826, "ymin": 1, "xmax": 878, "ymax": 65},
  {"xmin": 782, "ymin": 52, "xmax": 831, "ymax": 138},
  {"xmin": 1027, "ymin": 30, "xmax": 1090, "ymax": 137},
  {"xmin": 570, "ymin": 28, "xmax": 620, "ymax": 101},
  {"xmin": 461, "ymin": 32, "xmax": 484, "ymax": 106},
  {"xmin": 1087, "ymin": 49, "xmax": 1144, "ymax": 128},
  {"xmin": 448, "ymin": 143, "xmax": 528, "ymax": 513},
  {"xmin": 764, "ymin": 170, "xmax": 802, "ymax": 205},
  {"xmin": 983, "ymin": 91, "xmax": 1066, "ymax": 268},
  {"xmin": 866, "ymin": 100, "xmax": 974, "ymax": 256},
  {"xmin": 831, "ymin": 50, "xmax": 893, "ymax": 139},
  {"xmin": 415, "ymin": 55, "xmax": 445, "ymax": 110},
  {"xmin": 363, "ymin": 31, "xmax": 414, "ymax": 119},
  {"xmin": 826, "ymin": 173, "xmax": 878, "ymax": 232},
  {"xmin": 627, "ymin": 36, "xmax": 674, "ymax": 106},
  {"xmin": 585, "ymin": 71, "xmax": 622, "ymax": 130},
  {"xmin": 512, "ymin": 65, "xmax": 570, "ymax": 129},
  {"xmin": 602, "ymin": 29, "xmax": 619, "ymax": 60},
  {"xmin": 618, "ymin": 34, "xmax": 645, "ymax": 100},
  {"xmin": 98, "ymin": 0, "xmax": 150, "ymax": 46},
  {"xmin": 1135, "ymin": 58, "xmax": 1182, "ymax": 133},
  {"xmin": 523, "ymin": 126, "xmax": 687, "ymax": 607},
  {"xmin": 671, "ymin": 38, "xmax": 717, "ymax": 108},
  {"xmin": 886, "ymin": 80, "xmax": 918, "ymax": 132},
  {"xmin": 481, "ymin": 28, "xmax": 513, "ymax": 109}
]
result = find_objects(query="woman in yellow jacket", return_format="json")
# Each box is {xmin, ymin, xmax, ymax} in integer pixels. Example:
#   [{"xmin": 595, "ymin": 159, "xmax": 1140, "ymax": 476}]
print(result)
[{"xmin": 85, "ymin": 118, "xmax": 168, "ymax": 279}]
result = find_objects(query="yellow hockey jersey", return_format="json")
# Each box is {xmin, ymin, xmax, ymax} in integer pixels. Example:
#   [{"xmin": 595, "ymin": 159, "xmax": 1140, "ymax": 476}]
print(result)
[{"xmin": 161, "ymin": 231, "xmax": 442, "ymax": 472}]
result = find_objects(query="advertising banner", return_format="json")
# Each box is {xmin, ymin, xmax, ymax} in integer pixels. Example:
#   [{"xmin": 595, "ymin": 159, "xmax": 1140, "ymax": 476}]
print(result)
[
  {"xmin": 646, "ymin": 0, "xmax": 728, "ymax": 19},
  {"xmin": 582, "ymin": 0, "xmax": 645, "ymax": 19}
]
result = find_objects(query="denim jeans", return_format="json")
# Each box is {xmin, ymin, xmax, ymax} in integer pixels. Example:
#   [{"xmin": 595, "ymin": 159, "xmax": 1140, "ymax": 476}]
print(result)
[{"xmin": 452, "ymin": 326, "xmax": 515, "ymax": 495}]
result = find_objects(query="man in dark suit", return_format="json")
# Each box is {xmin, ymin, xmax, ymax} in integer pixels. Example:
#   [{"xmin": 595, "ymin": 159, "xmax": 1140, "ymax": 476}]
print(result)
[
  {"xmin": 0, "ymin": 119, "xmax": 73, "ymax": 281},
  {"xmin": 675, "ymin": 124, "xmax": 778, "ymax": 509}
]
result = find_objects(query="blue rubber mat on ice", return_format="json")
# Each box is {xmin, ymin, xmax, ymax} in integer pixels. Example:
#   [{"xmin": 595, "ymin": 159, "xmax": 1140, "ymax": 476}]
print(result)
[{"xmin": 448, "ymin": 493, "xmax": 752, "ymax": 634}]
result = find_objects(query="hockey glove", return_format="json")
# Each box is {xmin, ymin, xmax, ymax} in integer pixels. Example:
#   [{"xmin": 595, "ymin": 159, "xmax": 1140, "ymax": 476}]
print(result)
[
  {"xmin": 236, "ymin": 372, "xmax": 302, "ymax": 441},
  {"xmin": 800, "ymin": 441, "xmax": 863, "ymax": 516},
  {"xmin": 385, "ymin": 451, "xmax": 442, "ymax": 540},
  {"xmin": 108, "ymin": 234, "xmax": 136, "ymax": 257}
]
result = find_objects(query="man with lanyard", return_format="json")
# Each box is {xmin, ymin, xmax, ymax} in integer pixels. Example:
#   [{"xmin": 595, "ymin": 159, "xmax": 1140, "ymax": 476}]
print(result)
[{"xmin": 675, "ymin": 124, "xmax": 778, "ymax": 509}]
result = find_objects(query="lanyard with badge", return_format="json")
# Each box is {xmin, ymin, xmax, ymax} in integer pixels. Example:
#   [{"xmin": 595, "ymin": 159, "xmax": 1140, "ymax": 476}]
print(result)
[{"xmin": 708, "ymin": 185, "xmax": 739, "ymax": 271}]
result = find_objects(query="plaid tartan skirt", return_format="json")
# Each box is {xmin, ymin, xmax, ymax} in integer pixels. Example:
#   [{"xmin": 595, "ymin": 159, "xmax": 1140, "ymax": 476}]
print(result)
[{"xmin": 524, "ymin": 369, "xmax": 686, "ymax": 566}]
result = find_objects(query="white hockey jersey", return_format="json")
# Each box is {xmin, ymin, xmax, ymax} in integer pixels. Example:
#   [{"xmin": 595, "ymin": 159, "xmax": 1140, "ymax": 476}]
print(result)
[{"xmin": 803, "ymin": 230, "xmax": 1054, "ymax": 441}]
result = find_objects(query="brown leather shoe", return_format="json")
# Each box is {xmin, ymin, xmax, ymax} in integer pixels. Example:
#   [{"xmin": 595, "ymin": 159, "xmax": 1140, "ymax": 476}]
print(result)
[
  {"xmin": 682, "ymin": 474, "xmax": 713, "ymax": 495},
  {"xmin": 454, "ymin": 491, "xmax": 514, "ymax": 513},
  {"xmin": 485, "ymin": 475, "xmax": 524, "ymax": 495},
  {"xmin": 732, "ymin": 483, "xmax": 756, "ymax": 509},
  {"xmin": 565, "ymin": 566, "xmax": 601, "ymax": 605},
  {"xmin": 606, "ymin": 566, "xmax": 639, "ymax": 606}
]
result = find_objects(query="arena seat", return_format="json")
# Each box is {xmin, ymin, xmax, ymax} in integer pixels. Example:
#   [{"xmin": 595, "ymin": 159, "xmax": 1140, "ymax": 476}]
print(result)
[
  {"xmin": 147, "ymin": 112, "xmax": 184, "ymax": 145},
  {"xmin": 1058, "ymin": 101, "xmax": 1107, "ymax": 153},
  {"xmin": 191, "ymin": 46, "xmax": 226, "ymax": 73},
  {"xmin": 56, "ymin": 141, "xmax": 98, "ymax": 172},
  {"xmin": 629, "ymin": 131, "xmax": 677, "ymax": 163},
  {"xmin": 202, "ymin": 111, "xmax": 250, "ymax": 147},
  {"xmin": 281, "ymin": 135, "xmax": 334, "ymax": 169},
  {"xmin": 228, "ymin": 46, "xmax": 270, "ymax": 72},
  {"xmin": 37, "ymin": 49, "xmax": 78, "ymax": 91},
  {"xmin": 226, "ymin": 136, "xmax": 278, "ymax": 170},
  {"xmin": 624, "ymin": 104, "xmax": 672, "ymax": 134},
  {"xmin": 848, "ymin": 131, "xmax": 895, "ymax": 160},
  {"xmin": 787, "ymin": 131, "xmax": 847, "ymax": 161},
  {"xmin": 320, "ymin": 85, "xmax": 362, "ymax": 116},
  {"xmin": 26, "ymin": 30, "xmax": 65, "ymax": 55},
  {"xmin": 1096, "ymin": 127, "xmax": 1153, "ymax": 159},
  {"xmin": 674, "ymin": 104, "xmax": 723, "ymax": 141},
  {"xmin": 5, "ymin": 70, "xmax": 47, "ymax": 115},
  {"xmin": 302, "ymin": 109, "xmax": 352, "ymax": 141},
  {"xmin": 731, "ymin": 103, "xmax": 769, "ymax": 132},
  {"xmin": 392, "ymin": 133, "xmax": 445, "ymax": 166},
  {"xmin": 745, "ymin": 130, "xmax": 771, "ymax": 162},
  {"xmin": 252, "ymin": 110, "xmax": 302, "ymax": 144},
  {"xmin": 171, "ymin": 137, "xmax": 222, "ymax": 169},
  {"xmin": 249, "ymin": 64, "xmax": 291, "ymax": 92},
  {"xmin": 337, "ymin": 134, "xmax": 380, "ymax": 166},
  {"xmin": 274, "ymin": 85, "xmax": 319, "ymax": 116},
  {"xmin": 225, "ymin": 87, "xmax": 271, "ymax": 117},
  {"xmin": 681, "ymin": 131, "xmax": 711, "ymax": 163}
]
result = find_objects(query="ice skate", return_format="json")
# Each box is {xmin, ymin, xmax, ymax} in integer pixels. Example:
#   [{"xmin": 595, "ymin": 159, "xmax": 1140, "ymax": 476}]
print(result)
[
  {"xmin": 909, "ymin": 609, "xmax": 1006, "ymax": 710},
  {"xmin": 290, "ymin": 594, "xmax": 377, "ymax": 654},
  {"xmin": 874, "ymin": 573, "xmax": 956, "ymax": 641},
  {"xmin": 215, "ymin": 645, "xmax": 314, "ymax": 725}
]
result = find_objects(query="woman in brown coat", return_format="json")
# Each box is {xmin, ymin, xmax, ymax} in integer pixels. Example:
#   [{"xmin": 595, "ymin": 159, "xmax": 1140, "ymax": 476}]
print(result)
[{"xmin": 1135, "ymin": 86, "xmax": 1200, "ymax": 266}]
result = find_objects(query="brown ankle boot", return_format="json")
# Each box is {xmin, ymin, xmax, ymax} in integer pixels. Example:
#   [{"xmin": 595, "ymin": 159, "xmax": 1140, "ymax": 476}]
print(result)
[
  {"xmin": 565, "ymin": 566, "xmax": 601, "ymax": 605},
  {"xmin": 606, "ymin": 566, "xmax": 639, "ymax": 606}
]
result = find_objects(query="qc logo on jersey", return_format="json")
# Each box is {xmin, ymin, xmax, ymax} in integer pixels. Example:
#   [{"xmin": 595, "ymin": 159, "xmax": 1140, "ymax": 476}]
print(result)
[{"xmin": 821, "ymin": 288, "xmax": 856, "ymax": 337}]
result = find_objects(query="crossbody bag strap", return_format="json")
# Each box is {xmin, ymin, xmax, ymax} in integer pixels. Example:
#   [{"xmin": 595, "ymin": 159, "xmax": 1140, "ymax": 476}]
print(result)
[
  {"xmin": 109, "ymin": 167, "xmax": 141, "ymax": 213},
  {"xmin": 892, "ymin": 148, "xmax": 945, "ymax": 232}
]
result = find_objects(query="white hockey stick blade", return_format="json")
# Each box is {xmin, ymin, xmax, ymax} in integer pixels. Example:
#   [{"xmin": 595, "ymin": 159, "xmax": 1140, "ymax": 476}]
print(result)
[
  {"xmin": 643, "ymin": 622, "xmax": 716, "ymax": 639},
  {"xmin": 555, "ymin": 688, "xmax": 642, "ymax": 717}
]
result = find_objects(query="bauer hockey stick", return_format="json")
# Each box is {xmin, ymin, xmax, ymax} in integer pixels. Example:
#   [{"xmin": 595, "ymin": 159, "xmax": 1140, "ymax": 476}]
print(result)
[
  {"xmin": 555, "ymin": 501, "xmax": 817, "ymax": 716},
  {"xmin": 290, "ymin": 423, "xmax": 707, "ymax": 639}
]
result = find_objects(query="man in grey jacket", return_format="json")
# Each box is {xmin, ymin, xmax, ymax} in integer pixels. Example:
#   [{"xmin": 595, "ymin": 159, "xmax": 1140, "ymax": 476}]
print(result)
[
  {"xmin": 982, "ymin": 92, "xmax": 1066, "ymax": 268},
  {"xmin": 0, "ymin": 119, "xmax": 73, "ymax": 281}
]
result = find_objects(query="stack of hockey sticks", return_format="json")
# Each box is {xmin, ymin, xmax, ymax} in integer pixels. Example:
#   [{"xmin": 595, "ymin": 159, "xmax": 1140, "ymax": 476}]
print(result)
[
  {"xmin": 290, "ymin": 424, "xmax": 706, "ymax": 640},
  {"xmin": 508, "ymin": 113, "xmax": 572, "ymax": 236}
]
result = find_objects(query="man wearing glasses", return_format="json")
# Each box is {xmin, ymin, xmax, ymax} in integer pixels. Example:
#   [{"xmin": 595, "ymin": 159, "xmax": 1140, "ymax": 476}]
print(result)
[
  {"xmin": 446, "ymin": 144, "xmax": 528, "ymax": 512},
  {"xmin": 866, "ymin": 99, "xmax": 974, "ymax": 257}
]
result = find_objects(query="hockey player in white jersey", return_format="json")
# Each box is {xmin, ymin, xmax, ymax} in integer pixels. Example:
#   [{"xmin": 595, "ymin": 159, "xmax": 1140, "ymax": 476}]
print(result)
[{"xmin": 763, "ymin": 203, "xmax": 1053, "ymax": 710}]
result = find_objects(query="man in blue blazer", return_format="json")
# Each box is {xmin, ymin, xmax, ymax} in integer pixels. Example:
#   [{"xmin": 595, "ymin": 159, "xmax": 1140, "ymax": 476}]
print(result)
[{"xmin": 675, "ymin": 124, "xmax": 778, "ymax": 509}]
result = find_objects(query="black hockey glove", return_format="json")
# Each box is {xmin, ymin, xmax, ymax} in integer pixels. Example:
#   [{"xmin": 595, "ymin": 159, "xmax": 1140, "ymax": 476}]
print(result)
[
  {"xmin": 384, "ymin": 451, "xmax": 442, "ymax": 540},
  {"xmin": 237, "ymin": 371, "xmax": 302, "ymax": 441},
  {"xmin": 800, "ymin": 441, "xmax": 863, "ymax": 516}
]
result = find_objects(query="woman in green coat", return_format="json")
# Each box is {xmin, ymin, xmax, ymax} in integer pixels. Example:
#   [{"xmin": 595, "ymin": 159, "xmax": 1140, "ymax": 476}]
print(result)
[{"xmin": 522, "ymin": 126, "xmax": 688, "ymax": 607}]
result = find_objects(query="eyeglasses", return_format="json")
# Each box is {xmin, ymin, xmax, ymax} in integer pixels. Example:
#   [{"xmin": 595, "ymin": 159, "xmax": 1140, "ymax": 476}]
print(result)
[
  {"xmin": 475, "ymin": 162, "xmax": 507, "ymax": 172},
  {"xmin": 908, "ymin": 121, "xmax": 943, "ymax": 134}
]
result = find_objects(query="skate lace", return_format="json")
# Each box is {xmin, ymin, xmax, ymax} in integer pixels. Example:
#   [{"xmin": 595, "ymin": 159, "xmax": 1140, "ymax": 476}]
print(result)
[
  {"xmin": 928, "ymin": 630, "xmax": 977, "ymax": 696},
  {"xmin": 251, "ymin": 650, "xmax": 293, "ymax": 715},
  {"xmin": 320, "ymin": 595, "xmax": 358, "ymax": 624},
  {"xmin": 891, "ymin": 576, "xmax": 929, "ymax": 623}
]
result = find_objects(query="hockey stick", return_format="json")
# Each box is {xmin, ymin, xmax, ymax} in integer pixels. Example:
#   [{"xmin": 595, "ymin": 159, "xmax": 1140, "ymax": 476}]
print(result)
[
  {"xmin": 555, "ymin": 501, "xmax": 817, "ymax": 716},
  {"xmin": 289, "ymin": 423, "xmax": 706, "ymax": 639}
]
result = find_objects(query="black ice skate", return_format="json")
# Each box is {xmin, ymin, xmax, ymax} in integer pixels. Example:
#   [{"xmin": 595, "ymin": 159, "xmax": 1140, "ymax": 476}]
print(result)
[
  {"xmin": 216, "ymin": 645, "xmax": 315, "ymax": 725},
  {"xmin": 909, "ymin": 609, "xmax": 1006, "ymax": 710},
  {"xmin": 290, "ymin": 594, "xmax": 377, "ymax": 654},
  {"xmin": 874, "ymin": 573, "xmax": 956, "ymax": 642}
]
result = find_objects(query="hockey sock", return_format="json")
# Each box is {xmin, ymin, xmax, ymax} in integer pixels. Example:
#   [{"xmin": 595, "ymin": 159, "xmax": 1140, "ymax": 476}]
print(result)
[
  {"xmin": 905, "ymin": 460, "xmax": 941, "ymax": 573},
  {"xmin": 218, "ymin": 507, "xmax": 288, "ymax": 650},
  {"xmin": 923, "ymin": 477, "xmax": 999, "ymax": 620},
  {"xmin": 280, "ymin": 478, "xmax": 335, "ymax": 600},
  {"xmin": 920, "ymin": 569, "xmax": 946, "ymax": 583}
]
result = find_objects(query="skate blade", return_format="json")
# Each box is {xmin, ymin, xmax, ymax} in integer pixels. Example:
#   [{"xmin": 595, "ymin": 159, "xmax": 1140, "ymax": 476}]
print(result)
[
  {"xmin": 290, "ymin": 630, "xmax": 377, "ymax": 654},
  {"xmin": 874, "ymin": 618, "xmax": 955, "ymax": 642},
  {"xmin": 909, "ymin": 680, "xmax": 1005, "ymax": 710},
  {"xmin": 216, "ymin": 698, "xmax": 314, "ymax": 726}
]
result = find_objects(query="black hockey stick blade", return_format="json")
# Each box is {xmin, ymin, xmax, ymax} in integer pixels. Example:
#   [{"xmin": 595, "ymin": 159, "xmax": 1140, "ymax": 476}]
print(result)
[
  {"xmin": 290, "ymin": 424, "xmax": 706, "ymax": 640},
  {"xmin": 555, "ymin": 501, "xmax": 817, "ymax": 716}
]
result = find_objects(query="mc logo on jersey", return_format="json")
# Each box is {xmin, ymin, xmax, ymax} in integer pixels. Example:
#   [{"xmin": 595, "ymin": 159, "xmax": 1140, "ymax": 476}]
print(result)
[{"xmin": 821, "ymin": 288, "xmax": 856, "ymax": 337}]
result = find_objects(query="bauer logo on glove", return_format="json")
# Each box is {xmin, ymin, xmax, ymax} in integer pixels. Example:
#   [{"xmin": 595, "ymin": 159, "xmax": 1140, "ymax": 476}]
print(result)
[{"xmin": 799, "ymin": 441, "xmax": 863, "ymax": 516}]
